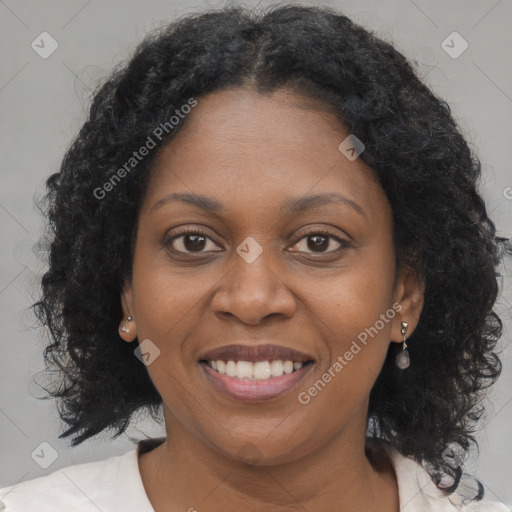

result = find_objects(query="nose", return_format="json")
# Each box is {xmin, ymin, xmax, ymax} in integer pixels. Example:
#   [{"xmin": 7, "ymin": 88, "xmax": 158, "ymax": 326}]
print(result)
[{"xmin": 211, "ymin": 247, "xmax": 296, "ymax": 326}]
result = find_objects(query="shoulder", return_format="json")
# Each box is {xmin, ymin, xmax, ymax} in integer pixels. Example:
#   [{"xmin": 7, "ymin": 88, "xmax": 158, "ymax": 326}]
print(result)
[
  {"xmin": 0, "ymin": 446, "xmax": 153, "ymax": 512},
  {"xmin": 383, "ymin": 445, "xmax": 511, "ymax": 512}
]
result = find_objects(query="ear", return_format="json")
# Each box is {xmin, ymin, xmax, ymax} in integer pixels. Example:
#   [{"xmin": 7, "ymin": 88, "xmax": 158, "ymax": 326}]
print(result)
[
  {"xmin": 390, "ymin": 263, "xmax": 425, "ymax": 343},
  {"xmin": 118, "ymin": 280, "xmax": 137, "ymax": 342}
]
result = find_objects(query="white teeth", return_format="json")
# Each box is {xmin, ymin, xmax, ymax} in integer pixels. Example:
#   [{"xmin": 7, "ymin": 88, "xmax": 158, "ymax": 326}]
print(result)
[
  {"xmin": 253, "ymin": 361, "xmax": 271, "ymax": 379},
  {"xmin": 270, "ymin": 360, "xmax": 283, "ymax": 377},
  {"xmin": 236, "ymin": 361, "xmax": 253, "ymax": 379},
  {"xmin": 207, "ymin": 359, "xmax": 305, "ymax": 379},
  {"xmin": 226, "ymin": 360, "xmax": 237, "ymax": 377}
]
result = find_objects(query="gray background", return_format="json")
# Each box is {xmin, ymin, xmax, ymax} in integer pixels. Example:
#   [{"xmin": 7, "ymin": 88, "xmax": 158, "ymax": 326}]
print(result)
[{"xmin": 1, "ymin": 0, "xmax": 511, "ymax": 507}]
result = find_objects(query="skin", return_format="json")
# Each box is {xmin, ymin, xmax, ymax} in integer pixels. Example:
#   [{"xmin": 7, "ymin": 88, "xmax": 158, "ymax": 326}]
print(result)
[{"xmin": 119, "ymin": 86, "xmax": 424, "ymax": 512}]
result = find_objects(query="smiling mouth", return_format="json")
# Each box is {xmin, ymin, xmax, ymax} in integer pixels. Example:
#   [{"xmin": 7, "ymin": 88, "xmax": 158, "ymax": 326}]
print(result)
[
  {"xmin": 199, "ymin": 359, "xmax": 314, "ymax": 402},
  {"xmin": 197, "ymin": 343, "xmax": 315, "ymax": 401},
  {"xmin": 201, "ymin": 359, "xmax": 313, "ymax": 380}
]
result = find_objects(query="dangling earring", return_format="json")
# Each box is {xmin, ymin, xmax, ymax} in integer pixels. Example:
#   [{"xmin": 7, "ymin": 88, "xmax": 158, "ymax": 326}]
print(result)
[
  {"xmin": 396, "ymin": 321, "xmax": 410, "ymax": 369},
  {"xmin": 120, "ymin": 316, "xmax": 133, "ymax": 334}
]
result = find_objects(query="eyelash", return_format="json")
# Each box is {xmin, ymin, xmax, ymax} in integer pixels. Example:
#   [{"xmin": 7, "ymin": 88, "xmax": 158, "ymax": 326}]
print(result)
[
  {"xmin": 291, "ymin": 228, "xmax": 350, "ymax": 254},
  {"xmin": 164, "ymin": 226, "xmax": 349, "ymax": 256}
]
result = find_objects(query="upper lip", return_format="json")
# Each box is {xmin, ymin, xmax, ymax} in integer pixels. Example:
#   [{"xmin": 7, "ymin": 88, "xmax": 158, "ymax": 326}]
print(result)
[{"xmin": 198, "ymin": 344, "xmax": 314, "ymax": 363}]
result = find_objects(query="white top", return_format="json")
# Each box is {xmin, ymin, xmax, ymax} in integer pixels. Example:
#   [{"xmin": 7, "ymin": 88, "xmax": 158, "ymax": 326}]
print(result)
[{"xmin": 0, "ymin": 439, "xmax": 509, "ymax": 511}]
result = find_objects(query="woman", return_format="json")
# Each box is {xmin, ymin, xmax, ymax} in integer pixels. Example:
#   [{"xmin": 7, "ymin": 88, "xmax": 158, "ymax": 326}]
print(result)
[{"xmin": 0, "ymin": 4, "xmax": 510, "ymax": 511}]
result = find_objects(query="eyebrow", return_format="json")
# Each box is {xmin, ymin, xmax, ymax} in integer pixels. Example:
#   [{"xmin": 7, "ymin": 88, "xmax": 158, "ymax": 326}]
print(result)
[
  {"xmin": 151, "ymin": 191, "xmax": 365, "ymax": 217},
  {"xmin": 281, "ymin": 192, "xmax": 365, "ymax": 217}
]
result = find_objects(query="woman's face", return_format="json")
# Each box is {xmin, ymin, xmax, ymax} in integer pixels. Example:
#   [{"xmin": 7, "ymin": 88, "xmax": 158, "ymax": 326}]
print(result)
[{"xmin": 121, "ymin": 86, "xmax": 423, "ymax": 465}]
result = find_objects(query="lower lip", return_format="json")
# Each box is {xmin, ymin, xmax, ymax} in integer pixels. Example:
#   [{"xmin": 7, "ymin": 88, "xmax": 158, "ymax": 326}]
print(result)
[{"xmin": 200, "ymin": 362, "xmax": 313, "ymax": 402}]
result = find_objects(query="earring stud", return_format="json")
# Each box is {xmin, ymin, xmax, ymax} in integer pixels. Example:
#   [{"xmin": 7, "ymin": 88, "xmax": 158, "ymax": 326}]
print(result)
[
  {"xmin": 120, "ymin": 316, "xmax": 133, "ymax": 334},
  {"xmin": 396, "ymin": 321, "xmax": 410, "ymax": 369}
]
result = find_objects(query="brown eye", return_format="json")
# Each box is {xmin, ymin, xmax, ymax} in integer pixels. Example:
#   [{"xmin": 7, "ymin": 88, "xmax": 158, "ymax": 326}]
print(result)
[
  {"xmin": 289, "ymin": 229, "xmax": 349, "ymax": 254},
  {"xmin": 305, "ymin": 234, "xmax": 331, "ymax": 252},
  {"xmin": 165, "ymin": 229, "xmax": 222, "ymax": 254}
]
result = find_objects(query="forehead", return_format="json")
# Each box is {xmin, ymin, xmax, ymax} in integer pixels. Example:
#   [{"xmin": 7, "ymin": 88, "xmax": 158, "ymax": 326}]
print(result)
[{"xmin": 142, "ymin": 86, "xmax": 389, "ymax": 226}]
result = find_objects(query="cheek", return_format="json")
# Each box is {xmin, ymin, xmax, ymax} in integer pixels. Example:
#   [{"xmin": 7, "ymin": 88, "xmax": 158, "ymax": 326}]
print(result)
[
  {"xmin": 130, "ymin": 242, "xmax": 208, "ymax": 340},
  {"xmin": 297, "ymin": 283, "xmax": 396, "ymax": 435},
  {"xmin": 301, "ymin": 248, "xmax": 397, "ymax": 412},
  {"xmin": 313, "ymin": 248, "xmax": 396, "ymax": 343}
]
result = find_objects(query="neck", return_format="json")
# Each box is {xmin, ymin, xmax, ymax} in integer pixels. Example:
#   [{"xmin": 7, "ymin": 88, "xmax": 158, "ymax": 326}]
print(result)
[{"xmin": 138, "ymin": 409, "xmax": 399, "ymax": 512}]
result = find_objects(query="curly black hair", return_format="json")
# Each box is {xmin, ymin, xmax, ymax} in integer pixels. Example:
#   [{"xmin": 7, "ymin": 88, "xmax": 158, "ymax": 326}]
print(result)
[{"xmin": 32, "ymin": 3, "xmax": 509, "ymax": 494}]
